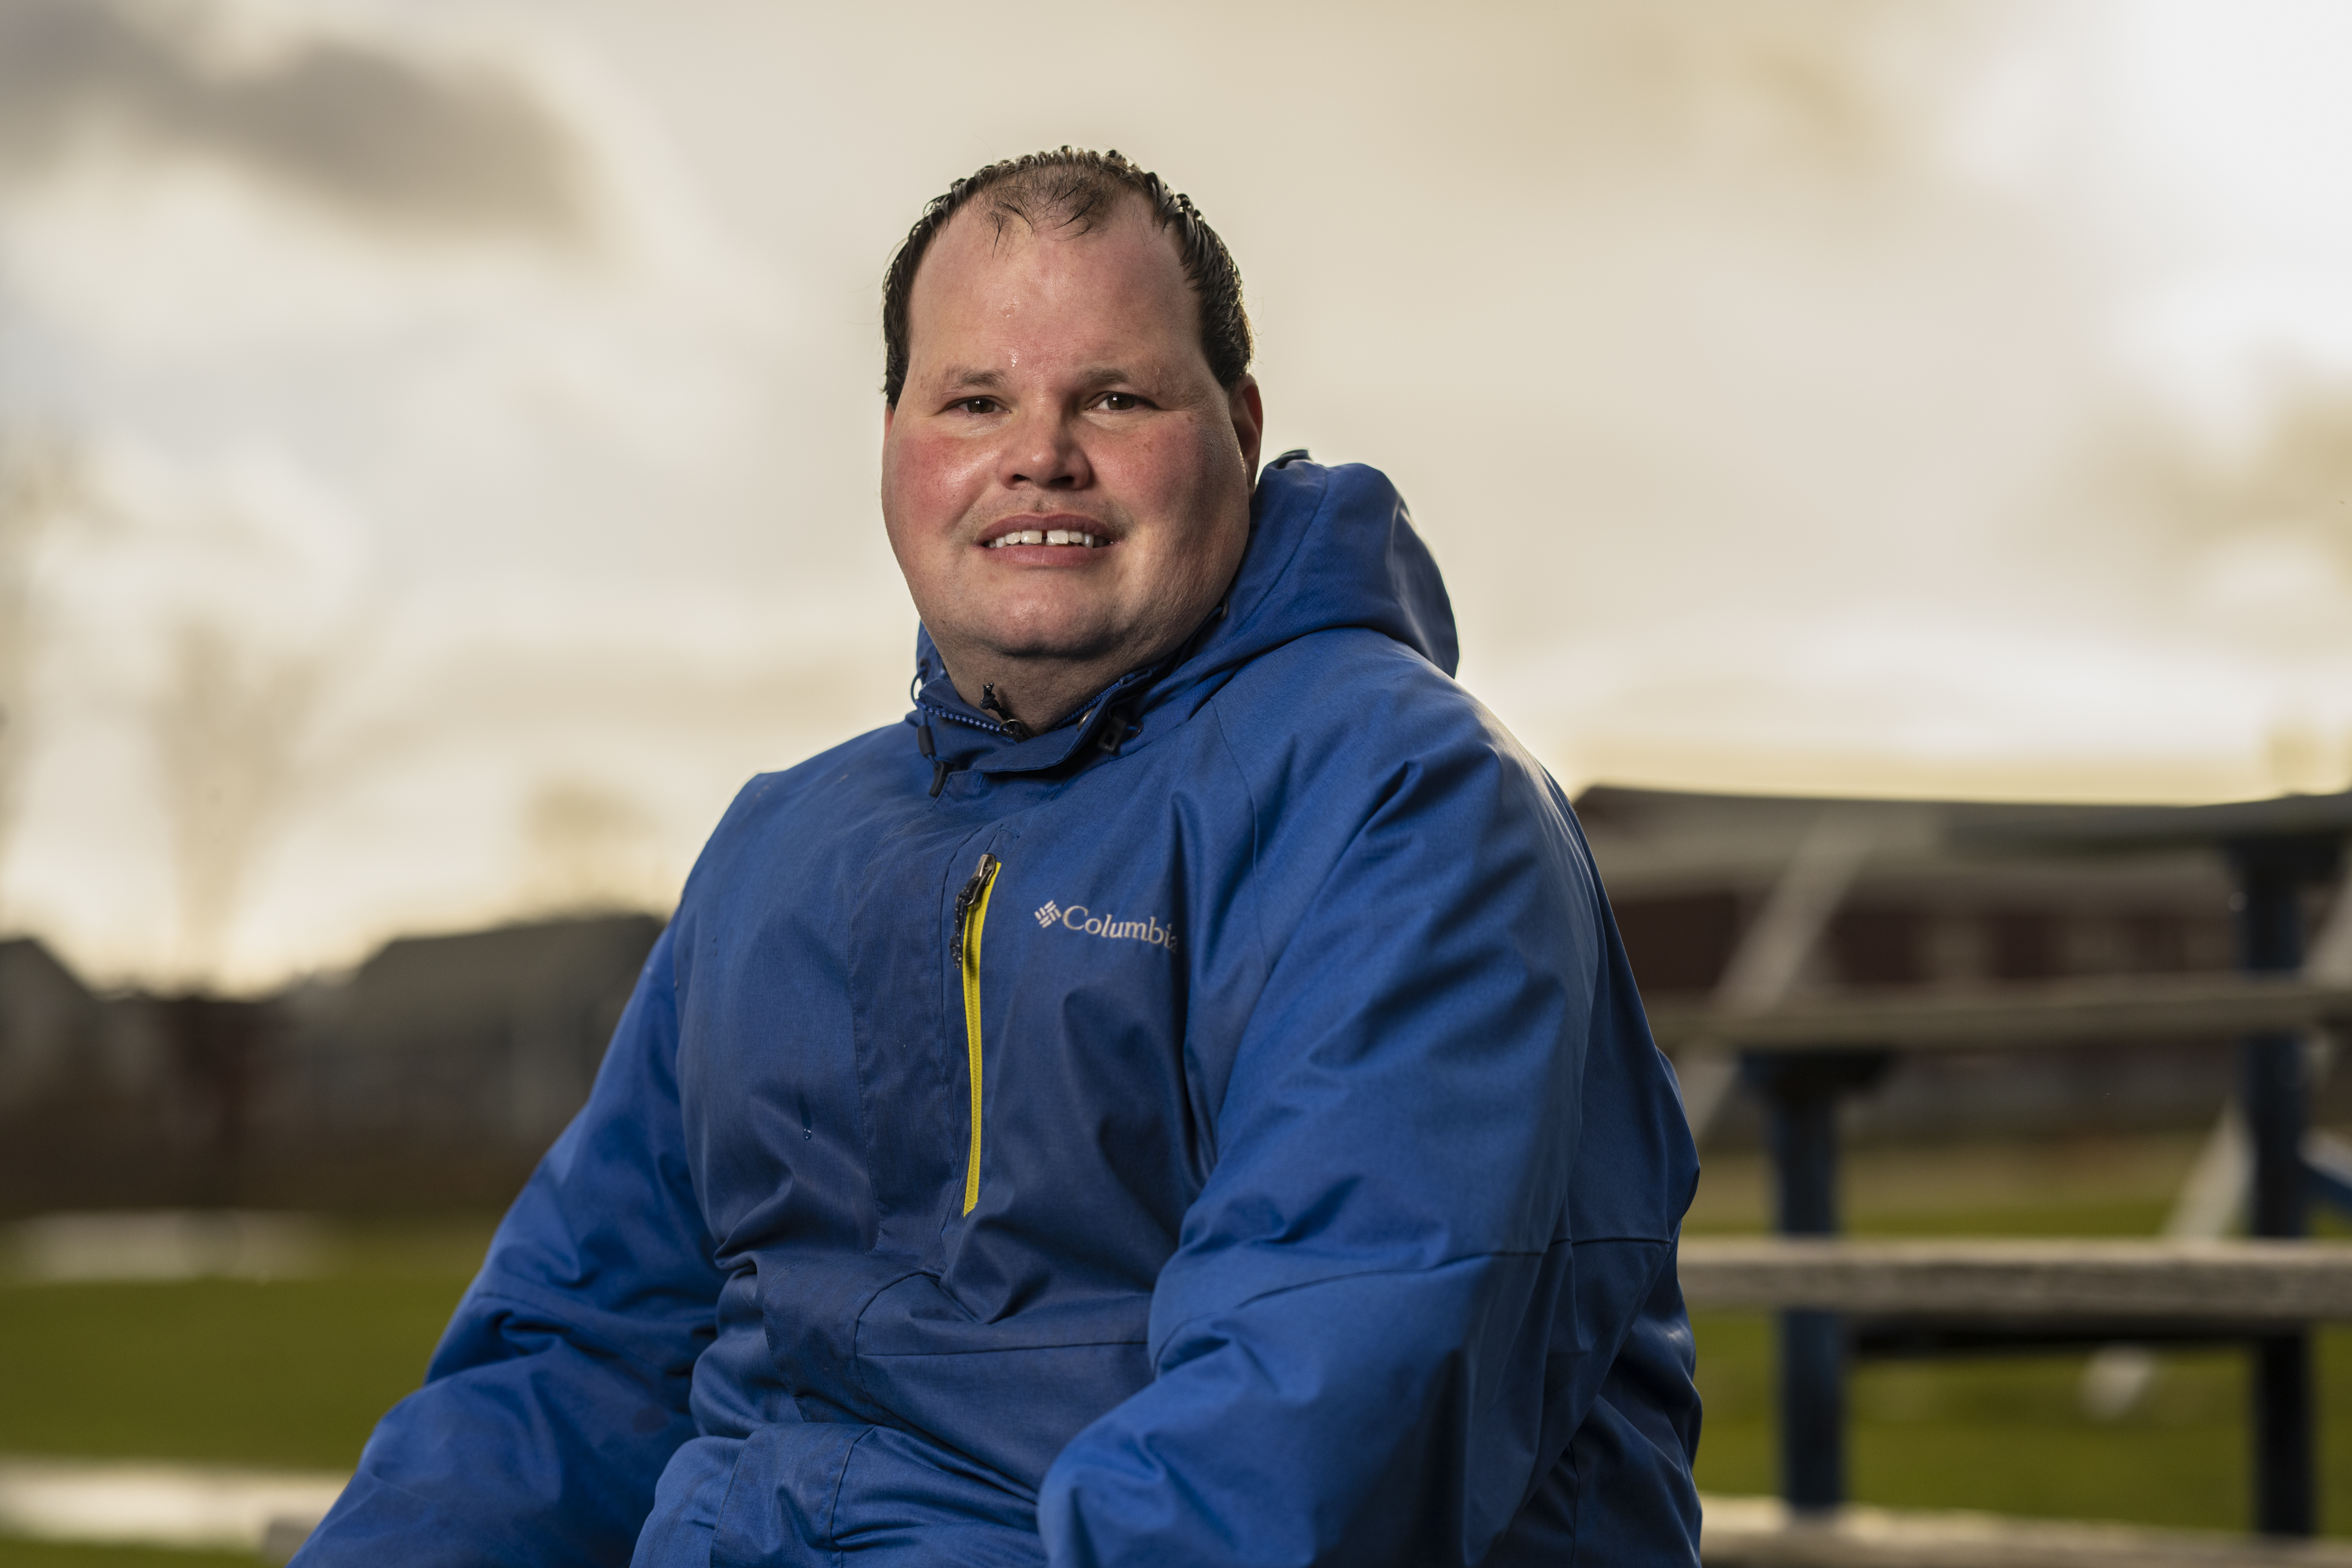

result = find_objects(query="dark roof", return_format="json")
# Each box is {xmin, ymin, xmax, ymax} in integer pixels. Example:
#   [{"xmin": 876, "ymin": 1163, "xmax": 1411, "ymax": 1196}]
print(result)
[
  {"xmin": 0, "ymin": 937, "xmax": 96, "ymax": 1007},
  {"xmin": 1944, "ymin": 789, "xmax": 2352, "ymax": 855},
  {"xmin": 1569, "ymin": 784, "xmax": 2251, "ymax": 904},
  {"xmin": 309, "ymin": 911, "xmax": 664, "ymax": 1056}
]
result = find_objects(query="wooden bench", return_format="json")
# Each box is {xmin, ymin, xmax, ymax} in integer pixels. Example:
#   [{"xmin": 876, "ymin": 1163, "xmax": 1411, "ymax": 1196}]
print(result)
[
  {"xmin": 1645, "ymin": 974, "xmax": 2352, "ymax": 1056},
  {"xmin": 1648, "ymin": 969, "xmax": 2352, "ymax": 1532},
  {"xmin": 1678, "ymin": 1237, "xmax": 2352, "ymax": 1323}
]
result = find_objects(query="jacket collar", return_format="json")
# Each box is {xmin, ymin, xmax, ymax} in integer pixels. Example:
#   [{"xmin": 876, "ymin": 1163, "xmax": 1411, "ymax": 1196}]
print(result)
[{"xmin": 909, "ymin": 657, "xmax": 1163, "ymax": 778}]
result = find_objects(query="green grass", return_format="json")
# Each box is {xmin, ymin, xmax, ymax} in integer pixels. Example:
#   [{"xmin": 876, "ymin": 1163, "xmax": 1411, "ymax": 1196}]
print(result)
[
  {"xmin": 0, "ymin": 1545, "xmax": 255, "ymax": 1568},
  {"xmin": 0, "ymin": 1217, "xmax": 495, "ymax": 1473}
]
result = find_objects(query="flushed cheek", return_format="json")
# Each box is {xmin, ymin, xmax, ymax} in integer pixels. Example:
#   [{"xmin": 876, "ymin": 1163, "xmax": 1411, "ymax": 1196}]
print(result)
[{"xmin": 884, "ymin": 441, "xmax": 991, "ymax": 551}]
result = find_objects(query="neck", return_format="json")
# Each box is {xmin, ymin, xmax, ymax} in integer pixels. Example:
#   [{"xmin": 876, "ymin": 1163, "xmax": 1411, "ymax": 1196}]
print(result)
[{"xmin": 944, "ymin": 659, "xmax": 1119, "ymax": 736}]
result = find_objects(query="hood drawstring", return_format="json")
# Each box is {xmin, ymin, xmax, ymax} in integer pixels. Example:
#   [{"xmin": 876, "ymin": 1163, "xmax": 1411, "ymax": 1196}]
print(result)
[
  {"xmin": 917, "ymin": 717, "xmax": 948, "ymax": 798},
  {"xmin": 911, "ymin": 669, "xmax": 949, "ymax": 797}
]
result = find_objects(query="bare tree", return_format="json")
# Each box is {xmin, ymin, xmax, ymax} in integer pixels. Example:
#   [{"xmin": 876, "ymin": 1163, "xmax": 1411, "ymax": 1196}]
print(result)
[
  {"xmin": 150, "ymin": 619, "xmax": 320, "ymax": 983},
  {"xmin": 0, "ymin": 431, "xmax": 87, "ymax": 927},
  {"xmin": 519, "ymin": 778, "xmax": 660, "ymax": 916}
]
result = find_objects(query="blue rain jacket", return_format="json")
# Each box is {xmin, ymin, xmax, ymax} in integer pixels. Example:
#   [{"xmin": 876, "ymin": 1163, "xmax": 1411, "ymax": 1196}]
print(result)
[{"xmin": 296, "ymin": 458, "xmax": 1702, "ymax": 1567}]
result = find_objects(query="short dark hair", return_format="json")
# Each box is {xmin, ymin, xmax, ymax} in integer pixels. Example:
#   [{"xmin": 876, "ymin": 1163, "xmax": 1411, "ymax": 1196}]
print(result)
[{"xmin": 881, "ymin": 147, "xmax": 1251, "ymax": 407}]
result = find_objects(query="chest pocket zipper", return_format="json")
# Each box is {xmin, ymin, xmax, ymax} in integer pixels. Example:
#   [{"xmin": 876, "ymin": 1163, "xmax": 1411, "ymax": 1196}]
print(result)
[{"xmin": 952, "ymin": 852, "xmax": 1000, "ymax": 1216}]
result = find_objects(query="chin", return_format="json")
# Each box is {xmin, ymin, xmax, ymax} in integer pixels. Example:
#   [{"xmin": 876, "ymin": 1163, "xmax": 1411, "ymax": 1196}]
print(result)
[
  {"xmin": 971, "ymin": 602, "xmax": 1121, "ymax": 662},
  {"xmin": 978, "ymin": 627, "xmax": 1120, "ymax": 664}
]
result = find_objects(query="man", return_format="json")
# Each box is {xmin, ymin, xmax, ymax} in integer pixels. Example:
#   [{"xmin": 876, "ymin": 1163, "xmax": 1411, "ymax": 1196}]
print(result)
[{"xmin": 296, "ymin": 148, "xmax": 1700, "ymax": 1566}]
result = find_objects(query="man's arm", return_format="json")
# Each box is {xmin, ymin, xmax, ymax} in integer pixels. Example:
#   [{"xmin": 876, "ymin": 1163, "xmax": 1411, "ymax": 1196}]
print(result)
[
  {"xmin": 1038, "ymin": 719, "xmax": 1699, "ymax": 1566},
  {"xmin": 293, "ymin": 925, "xmax": 726, "ymax": 1567}
]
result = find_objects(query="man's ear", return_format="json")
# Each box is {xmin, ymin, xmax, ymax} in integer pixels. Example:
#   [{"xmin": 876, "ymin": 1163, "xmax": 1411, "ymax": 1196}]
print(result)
[
  {"xmin": 883, "ymin": 399, "xmax": 897, "ymax": 441},
  {"xmin": 1229, "ymin": 376, "xmax": 1264, "ymax": 478}
]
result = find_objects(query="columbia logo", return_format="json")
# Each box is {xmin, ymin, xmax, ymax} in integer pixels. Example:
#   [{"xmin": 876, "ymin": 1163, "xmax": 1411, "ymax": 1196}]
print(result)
[{"xmin": 1034, "ymin": 900, "xmax": 1179, "ymax": 952}]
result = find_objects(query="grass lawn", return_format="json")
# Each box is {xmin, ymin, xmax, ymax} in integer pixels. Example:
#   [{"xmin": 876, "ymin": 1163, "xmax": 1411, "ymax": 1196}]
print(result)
[
  {"xmin": 0, "ymin": 1548, "xmax": 253, "ymax": 1568},
  {"xmin": 0, "ymin": 1218, "xmax": 499, "ymax": 1475},
  {"xmin": 3, "ymin": 1129, "xmax": 2350, "ymax": 1560}
]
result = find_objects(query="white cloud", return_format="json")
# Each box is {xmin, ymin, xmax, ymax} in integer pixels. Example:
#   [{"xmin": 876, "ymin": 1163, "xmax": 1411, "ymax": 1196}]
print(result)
[{"xmin": 13, "ymin": 0, "xmax": 2352, "ymax": 985}]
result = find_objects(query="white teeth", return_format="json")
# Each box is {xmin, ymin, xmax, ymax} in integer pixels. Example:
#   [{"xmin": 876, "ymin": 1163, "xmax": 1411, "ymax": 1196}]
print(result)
[{"xmin": 984, "ymin": 528, "xmax": 1109, "ymax": 548}]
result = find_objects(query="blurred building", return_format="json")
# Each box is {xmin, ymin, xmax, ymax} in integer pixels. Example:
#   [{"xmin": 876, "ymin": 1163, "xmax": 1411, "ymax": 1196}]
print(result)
[
  {"xmin": 0, "ymin": 913, "xmax": 660, "ymax": 1216},
  {"xmin": 0, "ymin": 938, "xmax": 105, "ymax": 1117},
  {"xmin": 1579, "ymin": 785, "xmax": 2346, "ymax": 1146},
  {"xmin": 1584, "ymin": 786, "xmax": 2241, "ymax": 993},
  {"xmin": 274, "ymin": 914, "xmax": 661, "ymax": 1154}
]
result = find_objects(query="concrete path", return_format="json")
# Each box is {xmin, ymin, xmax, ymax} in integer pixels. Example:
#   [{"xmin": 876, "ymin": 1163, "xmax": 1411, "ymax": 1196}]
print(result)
[
  {"xmin": 8, "ymin": 1461, "xmax": 2345, "ymax": 1566},
  {"xmin": 0, "ymin": 1456, "xmax": 346, "ymax": 1560},
  {"xmin": 1701, "ymin": 1495, "xmax": 2352, "ymax": 1567}
]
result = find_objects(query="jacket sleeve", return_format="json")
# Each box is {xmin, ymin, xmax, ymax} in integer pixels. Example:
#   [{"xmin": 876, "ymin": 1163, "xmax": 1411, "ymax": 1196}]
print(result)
[
  {"xmin": 292, "ymin": 925, "xmax": 726, "ymax": 1568},
  {"xmin": 1036, "ymin": 713, "xmax": 1698, "ymax": 1566}
]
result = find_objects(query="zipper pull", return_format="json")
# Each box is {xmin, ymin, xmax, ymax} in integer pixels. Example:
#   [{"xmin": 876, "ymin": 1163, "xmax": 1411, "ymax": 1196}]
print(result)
[
  {"xmin": 953, "ymin": 852, "xmax": 999, "ymax": 960},
  {"xmin": 979, "ymin": 684, "xmax": 1032, "ymax": 740}
]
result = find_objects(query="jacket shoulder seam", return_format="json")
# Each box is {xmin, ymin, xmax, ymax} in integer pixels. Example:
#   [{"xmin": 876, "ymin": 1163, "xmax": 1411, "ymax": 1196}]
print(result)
[{"xmin": 1206, "ymin": 701, "xmax": 1273, "ymax": 973}]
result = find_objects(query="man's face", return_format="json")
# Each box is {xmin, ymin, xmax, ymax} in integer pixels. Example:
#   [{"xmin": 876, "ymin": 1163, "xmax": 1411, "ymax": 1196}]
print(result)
[{"xmin": 881, "ymin": 198, "xmax": 1262, "ymax": 720}]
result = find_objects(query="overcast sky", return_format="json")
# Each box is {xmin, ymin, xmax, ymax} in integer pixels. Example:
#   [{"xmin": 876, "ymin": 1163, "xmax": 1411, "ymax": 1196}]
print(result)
[{"xmin": 5, "ymin": 0, "xmax": 2352, "ymax": 989}]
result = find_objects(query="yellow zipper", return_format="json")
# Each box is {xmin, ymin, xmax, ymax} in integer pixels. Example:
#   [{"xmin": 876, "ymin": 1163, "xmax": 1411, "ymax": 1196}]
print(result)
[{"xmin": 955, "ymin": 853, "xmax": 1000, "ymax": 1216}]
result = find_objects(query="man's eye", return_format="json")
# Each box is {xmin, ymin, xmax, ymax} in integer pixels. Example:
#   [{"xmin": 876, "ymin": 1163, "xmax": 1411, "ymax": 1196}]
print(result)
[
  {"xmin": 1097, "ymin": 393, "xmax": 1142, "ymax": 412},
  {"xmin": 953, "ymin": 397, "xmax": 1000, "ymax": 415}
]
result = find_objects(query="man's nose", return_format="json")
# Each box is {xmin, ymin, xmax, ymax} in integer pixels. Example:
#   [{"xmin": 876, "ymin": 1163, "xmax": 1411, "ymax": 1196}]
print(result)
[{"xmin": 998, "ymin": 408, "xmax": 1091, "ymax": 491}]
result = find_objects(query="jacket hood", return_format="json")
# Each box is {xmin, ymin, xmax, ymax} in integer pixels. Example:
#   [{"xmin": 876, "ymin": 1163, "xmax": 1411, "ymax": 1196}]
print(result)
[{"xmin": 908, "ymin": 456, "xmax": 1457, "ymax": 779}]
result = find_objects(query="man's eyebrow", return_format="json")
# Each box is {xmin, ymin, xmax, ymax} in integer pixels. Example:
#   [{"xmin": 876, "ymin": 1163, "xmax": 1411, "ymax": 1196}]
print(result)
[{"xmin": 931, "ymin": 363, "xmax": 1159, "ymax": 394}]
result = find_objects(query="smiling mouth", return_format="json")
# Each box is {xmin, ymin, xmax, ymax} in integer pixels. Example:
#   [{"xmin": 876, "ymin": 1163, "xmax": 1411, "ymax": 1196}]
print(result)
[{"xmin": 984, "ymin": 528, "xmax": 1107, "ymax": 550}]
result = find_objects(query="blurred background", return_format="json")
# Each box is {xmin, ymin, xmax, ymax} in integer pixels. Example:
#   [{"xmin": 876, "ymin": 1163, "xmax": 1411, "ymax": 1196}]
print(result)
[
  {"xmin": 7, "ymin": 0, "xmax": 2352, "ymax": 1561},
  {"xmin": 6, "ymin": 0, "xmax": 2352, "ymax": 995}
]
